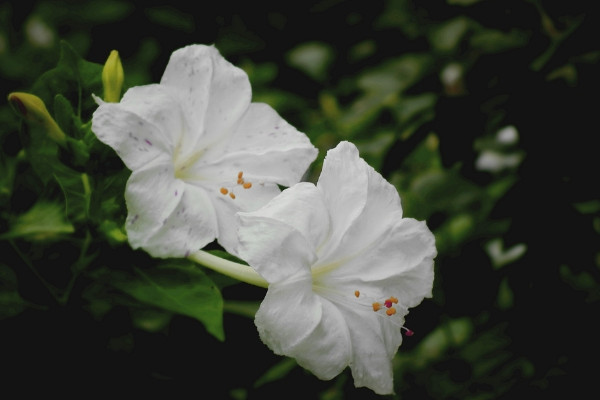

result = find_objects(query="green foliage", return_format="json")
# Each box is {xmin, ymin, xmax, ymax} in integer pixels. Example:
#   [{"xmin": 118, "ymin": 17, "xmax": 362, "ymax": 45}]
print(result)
[
  {"xmin": 92, "ymin": 260, "xmax": 224, "ymax": 340},
  {"xmin": 1, "ymin": 201, "xmax": 74, "ymax": 241},
  {"xmin": 0, "ymin": 41, "xmax": 225, "ymax": 345}
]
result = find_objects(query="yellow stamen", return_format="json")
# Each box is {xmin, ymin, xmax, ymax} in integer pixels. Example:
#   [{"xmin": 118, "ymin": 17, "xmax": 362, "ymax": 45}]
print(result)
[
  {"xmin": 220, "ymin": 187, "xmax": 228, "ymax": 195},
  {"xmin": 386, "ymin": 307, "xmax": 397, "ymax": 316},
  {"xmin": 354, "ymin": 290, "xmax": 360, "ymax": 298},
  {"xmin": 229, "ymin": 192, "xmax": 236, "ymax": 199},
  {"xmin": 372, "ymin": 302, "xmax": 381, "ymax": 312},
  {"xmin": 243, "ymin": 182, "xmax": 252, "ymax": 189}
]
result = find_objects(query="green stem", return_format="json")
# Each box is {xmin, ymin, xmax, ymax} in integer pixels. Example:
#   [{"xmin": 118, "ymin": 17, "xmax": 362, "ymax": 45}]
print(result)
[{"xmin": 189, "ymin": 250, "xmax": 269, "ymax": 288}]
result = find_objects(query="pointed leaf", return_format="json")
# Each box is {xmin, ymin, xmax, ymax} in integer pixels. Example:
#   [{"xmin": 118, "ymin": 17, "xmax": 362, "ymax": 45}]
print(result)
[
  {"xmin": 1, "ymin": 201, "xmax": 74, "ymax": 241},
  {"xmin": 108, "ymin": 261, "xmax": 224, "ymax": 340}
]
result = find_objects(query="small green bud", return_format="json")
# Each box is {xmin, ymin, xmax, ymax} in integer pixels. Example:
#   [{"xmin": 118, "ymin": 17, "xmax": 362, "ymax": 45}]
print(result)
[
  {"xmin": 102, "ymin": 50, "xmax": 124, "ymax": 103},
  {"xmin": 7, "ymin": 92, "xmax": 66, "ymax": 144}
]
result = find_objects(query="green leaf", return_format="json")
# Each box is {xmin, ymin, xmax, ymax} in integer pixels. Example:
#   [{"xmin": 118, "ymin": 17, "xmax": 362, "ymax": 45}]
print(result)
[
  {"xmin": 337, "ymin": 54, "xmax": 433, "ymax": 136},
  {"xmin": 470, "ymin": 28, "xmax": 529, "ymax": 54},
  {"xmin": 106, "ymin": 261, "xmax": 225, "ymax": 341},
  {"xmin": 97, "ymin": 219, "xmax": 128, "ymax": 245},
  {"xmin": 32, "ymin": 41, "xmax": 102, "ymax": 120},
  {"xmin": 428, "ymin": 16, "xmax": 471, "ymax": 53},
  {"xmin": 254, "ymin": 357, "xmax": 298, "ymax": 388},
  {"xmin": 337, "ymin": 92, "xmax": 390, "ymax": 137},
  {"xmin": 393, "ymin": 92, "xmax": 437, "ymax": 125},
  {"xmin": 15, "ymin": 42, "xmax": 101, "ymax": 182},
  {"xmin": 18, "ymin": 122, "xmax": 60, "ymax": 184},
  {"xmin": 53, "ymin": 94, "xmax": 76, "ymax": 138},
  {"xmin": 286, "ymin": 41, "xmax": 334, "ymax": 82},
  {"xmin": 53, "ymin": 168, "xmax": 91, "ymax": 222},
  {"xmin": 0, "ymin": 264, "xmax": 28, "ymax": 319},
  {"xmin": 357, "ymin": 53, "xmax": 432, "ymax": 95},
  {"xmin": 1, "ymin": 201, "xmax": 74, "ymax": 241}
]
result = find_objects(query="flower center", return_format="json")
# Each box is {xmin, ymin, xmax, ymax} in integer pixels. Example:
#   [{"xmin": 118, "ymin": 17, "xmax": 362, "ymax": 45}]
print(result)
[
  {"xmin": 314, "ymin": 284, "xmax": 414, "ymax": 336},
  {"xmin": 354, "ymin": 290, "xmax": 414, "ymax": 336},
  {"xmin": 173, "ymin": 147, "xmax": 206, "ymax": 181},
  {"xmin": 218, "ymin": 171, "xmax": 253, "ymax": 200},
  {"xmin": 354, "ymin": 290, "xmax": 413, "ymax": 336}
]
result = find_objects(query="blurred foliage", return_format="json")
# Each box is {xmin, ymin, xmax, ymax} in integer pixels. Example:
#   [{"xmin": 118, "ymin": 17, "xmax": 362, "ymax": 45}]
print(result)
[{"xmin": 1, "ymin": 0, "xmax": 599, "ymax": 398}]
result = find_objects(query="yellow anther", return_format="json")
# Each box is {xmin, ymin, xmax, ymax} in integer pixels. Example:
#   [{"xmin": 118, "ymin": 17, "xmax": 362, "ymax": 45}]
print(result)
[
  {"xmin": 386, "ymin": 307, "xmax": 397, "ymax": 316},
  {"xmin": 354, "ymin": 290, "xmax": 360, "ymax": 298},
  {"xmin": 238, "ymin": 171, "xmax": 243, "ymax": 179},
  {"xmin": 220, "ymin": 187, "xmax": 228, "ymax": 195},
  {"xmin": 237, "ymin": 178, "xmax": 244, "ymax": 185},
  {"xmin": 387, "ymin": 296, "xmax": 399, "ymax": 304},
  {"xmin": 243, "ymin": 182, "xmax": 252, "ymax": 189},
  {"xmin": 372, "ymin": 302, "xmax": 381, "ymax": 312},
  {"xmin": 229, "ymin": 192, "xmax": 236, "ymax": 199}
]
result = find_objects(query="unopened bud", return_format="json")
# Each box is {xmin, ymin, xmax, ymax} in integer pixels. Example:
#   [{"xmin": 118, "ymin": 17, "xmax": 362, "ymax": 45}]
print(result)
[
  {"xmin": 102, "ymin": 50, "xmax": 124, "ymax": 103},
  {"xmin": 7, "ymin": 92, "xmax": 66, "ymax": 144}
]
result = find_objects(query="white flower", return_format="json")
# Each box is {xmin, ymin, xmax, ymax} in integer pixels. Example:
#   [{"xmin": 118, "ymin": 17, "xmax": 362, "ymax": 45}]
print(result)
[
  {"xmin": 92, "ymin": 44, "xmax": 317, "ymax": 257},
  {"xmin": 236, "ymin": 141, "xmax": 436, "ymax": 395}
]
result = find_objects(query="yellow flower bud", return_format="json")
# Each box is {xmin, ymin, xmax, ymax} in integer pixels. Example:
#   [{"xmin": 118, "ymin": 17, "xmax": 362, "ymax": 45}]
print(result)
[
  {"xmin": 7, "ymin": 92, "xmax": 66, "ymax": 144},
  {"xmin": 102, "ymin": 50, "xmax": 124, "ymax": 103}
]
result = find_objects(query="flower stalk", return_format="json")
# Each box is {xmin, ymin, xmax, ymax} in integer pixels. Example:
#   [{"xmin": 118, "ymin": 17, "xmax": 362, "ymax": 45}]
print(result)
[{"xmin": 189, "ymin": 250, "xmax": 268, "ymax": 288}]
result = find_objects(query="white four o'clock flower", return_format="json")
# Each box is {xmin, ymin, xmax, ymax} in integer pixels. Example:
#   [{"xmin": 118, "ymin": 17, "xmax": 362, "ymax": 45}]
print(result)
[
  {"xmin": 92, "ymin": 44, "xmax": 318, "ymax": 258},
  {"xmin": 236, "ymin": 141, "xmax": 436, "ymax": 395}
]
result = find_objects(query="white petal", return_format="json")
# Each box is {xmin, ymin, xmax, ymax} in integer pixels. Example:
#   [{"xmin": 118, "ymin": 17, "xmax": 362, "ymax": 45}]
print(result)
[
  {"xmin": 160, "ymin": 44, "xmax": 252, "ymax": 150},
  {"xmin": 316, "ymin": 141, "xmax": 392, "ymax": 261},
  {"xmin": 324, "ymin": 218, "xmax": 436, "ymax": 282},
  {"xmin": 239, "ymin": 183, "xmax": 329, "ymax": 251},
  {"xmin": 342, "ymin": 306, "xmax": 403, "ymax": 395},
  {"xmin": 318, "ymin": 142, "xmax": 405, "ymax": 264},
  {"xmin": 211, "ymin": 180, "xmax": 282, "ymax": 255},
  {"xmin": 125, "ymin": 161, "xmax": 218, "ymax": 258},
  {"xmin": 91, "ymin": 89, "xmax": 178, "ymax": 171},
  {"xmin": 255, "ymin": 281, "xmax": 352, "ymax": 380},
  {"xmin": 117, "ymin": 85, "xmax": 184, "ymax": 149},
  {"xmin": 237, "ymin": 211, "xmax": 317, "ymax": 283},
  {"xmin": 201, "ymin": 103, "xmax": 318, "ymax": 186},
  {"xmin": 383, "ymin": 255, "xmax": 436, "ymax": 308}
]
